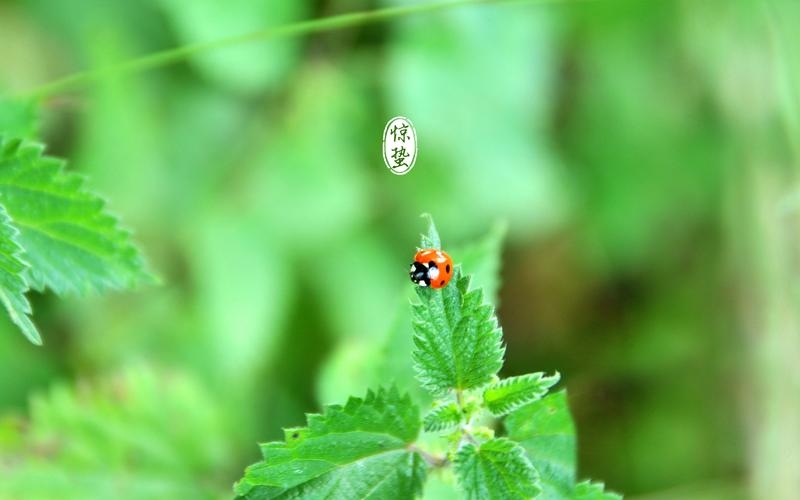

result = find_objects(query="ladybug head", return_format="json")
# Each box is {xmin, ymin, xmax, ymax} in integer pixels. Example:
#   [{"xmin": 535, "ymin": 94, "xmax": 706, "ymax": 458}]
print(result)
[{"xmin": 409, "ymin": 261, "xmax": 431, "ymax": 287}]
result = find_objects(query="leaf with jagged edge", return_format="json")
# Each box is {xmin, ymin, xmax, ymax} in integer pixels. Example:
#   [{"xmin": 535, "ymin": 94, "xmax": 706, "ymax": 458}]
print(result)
[
  {"xmin": 411, "ymin": 267, "xmax": 505, "ymax": 396},
  {"xmin": 483, "ymin": 372, "xmax": 560, "ymax": 417},
  {"xmin": 423, "ymin": 402, "xmax": 462, "ymax": 432},
  {"xmin": 574, "ymin": 480, "xmax": 623, "ymax": 499},
  {"xmin": 411, "ymin": 214, "xmax": 503, "ymax": 396},
  {"xmin": 454, "ymin": 437, "xmax": 540, "ymax": 500},
  {"xmin": 0, "ymin": 137, "xmax": 152, "ymax": 295},
  {"xmin": 505, "ymin": 391, "xmax": 576, "ymax": 500},
  {"xmin": 0, "ymin": 204, "xmax": 38, "ymax": 344},
  {"xmin": 235, "ymin": 386, "xmax": 426, "ymax": 499}
]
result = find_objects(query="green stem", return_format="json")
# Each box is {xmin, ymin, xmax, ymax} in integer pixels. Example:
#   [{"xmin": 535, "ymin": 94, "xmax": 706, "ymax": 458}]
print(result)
[
  {"xmin": 19, "ymin": 0, "xmax": 582, "ymax": 100},
  {"xmin": 408, "ymin": 444, "xmax": 449, "ymax": 468}
]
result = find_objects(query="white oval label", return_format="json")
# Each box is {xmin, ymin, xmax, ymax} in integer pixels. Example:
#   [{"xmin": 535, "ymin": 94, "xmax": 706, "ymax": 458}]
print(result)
[{"xmin": 382, "ymin": 116, "xmax": 417, "ymax": 175}]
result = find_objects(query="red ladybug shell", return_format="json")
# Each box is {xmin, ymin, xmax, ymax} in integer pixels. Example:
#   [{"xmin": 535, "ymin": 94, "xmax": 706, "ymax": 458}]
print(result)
[{"xmin": 410, "ymin": 248, "xmax": 454, "ymax": 289}]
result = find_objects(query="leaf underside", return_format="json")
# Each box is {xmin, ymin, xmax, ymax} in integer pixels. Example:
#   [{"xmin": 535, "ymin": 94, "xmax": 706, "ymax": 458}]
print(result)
[
  {"xmin": 483, "ymin": 372, "xmax": 560, "ymax": 416},
  {"xmin": 454, "ymin": 437, "xmax": 540, "ymax": 500},
  {"xmin": 235, "ymin": 387, "xmax": 426, "ymax": 500}
]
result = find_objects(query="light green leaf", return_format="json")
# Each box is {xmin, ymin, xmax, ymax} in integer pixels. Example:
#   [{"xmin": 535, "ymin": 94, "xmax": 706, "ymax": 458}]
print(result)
[
  {"xmin": 423, "ymin": 402, "xmax": 462, "ymax": 432},
  {"xmin": 574, "ymin": 480, "xmax": 622, "ymax": 500},
  {"xmin": 420, "ymin": 213, "xmax": 441, "ymax": 249},
  {"xmin": 235, "ymin": 387, "xmax": 426, "ymax": 499},
  {"xmin": 0, "ymin": 137, "xmax": 151, "ymax": 295},
  {"xmin": 454, "ymin": 437, "xmax": 540, "ymax": 500},
  {"xmin": 0, "ymin": 365, "xmax": 235, "ymax": 499},
  {"xmin": 483, "ymin": 372, "xmax": 560, "ymax": 417},
  {"xmin": 505, "ymin": 391, "xmax": 576, "ymax": 500},
  {"xmin": 0, "ymin": 204, "xmax": 38, "ymax": 344}
]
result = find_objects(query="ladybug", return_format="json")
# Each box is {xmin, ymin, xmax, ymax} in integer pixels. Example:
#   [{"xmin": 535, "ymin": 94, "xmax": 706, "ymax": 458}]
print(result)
[{"xmin": 409, "ymin": 248, "xmax": 454, "ymax": 289}]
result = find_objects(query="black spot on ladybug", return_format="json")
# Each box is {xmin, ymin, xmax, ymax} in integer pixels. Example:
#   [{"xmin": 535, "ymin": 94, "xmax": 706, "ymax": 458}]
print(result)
[
  {"xmin": 440, "ymin": 280, "xmax": 445, "ymax": 286},
  {"xmin": 446, "ymin": 264, "xmax": 450, "ymax": 273},
  {"xmin": 428, "ymin": 261, "xmax": 437, "ymax": 268}
]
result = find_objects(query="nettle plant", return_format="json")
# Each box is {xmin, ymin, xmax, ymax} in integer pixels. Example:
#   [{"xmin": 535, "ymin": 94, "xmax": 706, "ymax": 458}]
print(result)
[
  {"xmin": 0, "ymin": 136, "xmax": 150, "ymax": 344},
  {"xmin": 235, "ymin": 219, "xmax": 619, "ymax": 500}
]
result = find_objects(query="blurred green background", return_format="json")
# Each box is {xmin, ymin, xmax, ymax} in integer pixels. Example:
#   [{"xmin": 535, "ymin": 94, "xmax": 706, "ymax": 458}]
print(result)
[{"xmin": 1, "ymin": 0, "xmax": 799, "ymax": 498}]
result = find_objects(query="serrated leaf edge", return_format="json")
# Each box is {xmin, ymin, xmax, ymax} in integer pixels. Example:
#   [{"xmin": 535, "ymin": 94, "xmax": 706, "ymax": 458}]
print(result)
[{"xmin": 483, "ymin": 372, "xmax": 561, "ymax": 417}]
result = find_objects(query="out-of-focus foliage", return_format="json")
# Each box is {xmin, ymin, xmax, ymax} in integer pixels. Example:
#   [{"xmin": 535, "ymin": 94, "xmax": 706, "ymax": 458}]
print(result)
[
  {"xmin": 1, "ymin": 0, "xmax": 797, "ymax": 498},
  {"xmin": 505, "ymin": 391, "xmax": 576, "ymax": 500},
  {"xmin": 0, "ymin": 365, "xmax": 235, "ymax": 499}
]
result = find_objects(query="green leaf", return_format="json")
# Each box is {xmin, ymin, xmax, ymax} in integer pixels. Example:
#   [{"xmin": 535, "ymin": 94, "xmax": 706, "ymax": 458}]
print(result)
[
  {"xmin": 0, "ymin": 137, "xmax": 151, "ymax": 295},
  {"xmin": 574, "ymin": 480, "xmax": 622, "ymax": 500},
  {"xmin": 235, "ymin": 387, "xmax": 426, "ymax": 499},
  {"xmin": 412, "ymin": 215, "xmax": 504, "ymax": 396},
  {"xmin": 420, "ymin": 213, "xmax": 441, "ymax": 249},
  {"xmin": 505, "ymin": 391, "xmax": 576, "ymax": 500},
  {"xmin": 0, "ymin": 365, "xmax": 235, "ymax": 499},
  {"xmin": 411, "ymin": 268, "xmax": 505, "ymax": 396},
  {"xmin": 454, "ymin": 437, "xmax": 540, "ymax": 500},
  {"xmin": 483, "ymin": 372, "xmax": 560, "ymax": 417},
  {"xmin": 0, "ymin": 205, "xmax": 38, "ymax": 344},
  {"xmin": 423, "ymin": 402, "xmax": 462, "ymax": 432}
]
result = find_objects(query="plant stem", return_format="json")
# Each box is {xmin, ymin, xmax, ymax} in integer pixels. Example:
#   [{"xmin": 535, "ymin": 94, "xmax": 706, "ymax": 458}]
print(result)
[
  {"xmin": 408, "ymin": 444, "xmax": 448, "ymax": 468},
  {"xmin": 19, "ymin": 0, "xmax": 585, "ymax": 100}
]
